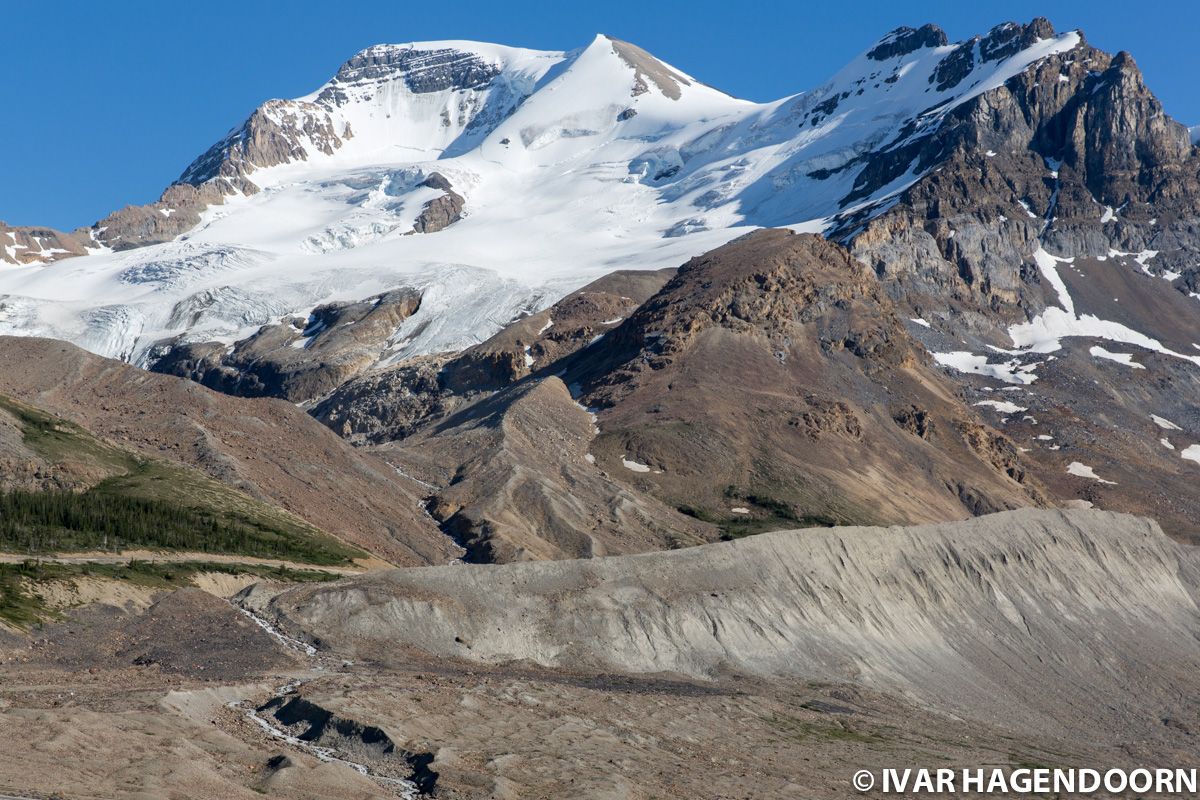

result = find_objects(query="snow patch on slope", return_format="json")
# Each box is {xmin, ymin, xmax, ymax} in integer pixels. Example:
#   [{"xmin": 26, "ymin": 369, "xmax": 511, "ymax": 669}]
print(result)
[
  {"xmin": 932, "ymin": 351, "xmax": 1038, "ymax": 384},
  {"xmin": 975, "ymin": 399, "xmax": 1027, "ymax": 415},
  {"xmin": 1151, "ymin": 414, "xmax": 1182, "ymax": 431},
  {"xmin": 1089, "ymin": 345, "xmax": 1144, "ymax": 369},
  {"xmin": 622, "ymin": 456, "xmax": 651, "ymax": 473},
  {"xmin": 1008, "ymin": 248, "xmax": 1200, "ymax": 368},
  {"xmin": 1066, "ymin": 462, "xmax": 1116, "ymax": 484}
]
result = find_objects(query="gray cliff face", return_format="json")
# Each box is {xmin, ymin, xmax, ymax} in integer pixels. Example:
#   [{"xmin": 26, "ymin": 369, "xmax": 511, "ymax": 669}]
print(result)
[
  {"xmin": 840, "ymin": 19, "xmax": 1200, "ymax": 329},
  {"xmin": 320, "ymin": 44, "xmax": 502, "ymax": 99},
  {"xmin": 252, "ymin": 507, "xmax": 1200, "ymax": 740}
]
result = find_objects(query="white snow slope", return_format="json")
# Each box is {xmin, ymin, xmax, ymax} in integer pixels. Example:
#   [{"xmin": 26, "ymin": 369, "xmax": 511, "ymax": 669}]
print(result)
[{"xmin": 0, "ymin": 30, "xmax": 1081, "ymax": 364}]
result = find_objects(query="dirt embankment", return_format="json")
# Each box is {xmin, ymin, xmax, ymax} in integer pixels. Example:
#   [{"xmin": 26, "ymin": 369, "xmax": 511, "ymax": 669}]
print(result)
[{"xmin": 250, "ymin": 508, "xmax": 1200, "ymax": 743}]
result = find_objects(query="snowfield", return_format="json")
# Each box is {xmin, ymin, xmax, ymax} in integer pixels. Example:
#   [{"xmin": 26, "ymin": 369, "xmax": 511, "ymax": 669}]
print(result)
[
  {"xmin": 938, "ymin": 245, "xmax": 1200, "ymax": 387},
  {"xmin": 1089, "ymin": 345, "xmax": 1145, "ymax": 369},
  {"xmin": 1066, "ymin": 462, "xmax": 1117, "ymax": 485},
  {"xmin": 1151, "ymin": 414, "xmax": 1183, "ymax": 431},
  {"xmin": 0, "ymin": 31, "xmax": 1083, "ymax": 365},
  {"xmin": 622, "ymin": 457, "xmax": 652, "ymax": 473},
  {"xmin": 974, "ymin": 399, "xmax": 1028, "ymax": 415}
]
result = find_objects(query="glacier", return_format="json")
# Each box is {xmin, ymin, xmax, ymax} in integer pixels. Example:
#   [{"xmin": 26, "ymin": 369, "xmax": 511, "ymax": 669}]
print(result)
[{"xmin": 0, "ymin": 29, "xmax": 1081, "ymax": 365}]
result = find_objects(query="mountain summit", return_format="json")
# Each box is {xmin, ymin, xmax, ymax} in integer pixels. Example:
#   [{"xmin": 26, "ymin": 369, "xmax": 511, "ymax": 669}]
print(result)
[
  {"xmin": 1, "ymin": 21, "xmax": 1088, "ymax": 363},
  {"xmin": 3, "ymin": 17, "xmax": 1200, "ymax": 541},
  {"xmin": 4, "ymin": 17, "xmax": 1200, "ymax": 797}
]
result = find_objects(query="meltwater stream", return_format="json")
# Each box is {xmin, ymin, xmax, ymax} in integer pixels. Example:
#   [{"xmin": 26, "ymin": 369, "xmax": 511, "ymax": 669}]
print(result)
[{"xmin": 230, "ymin": 605, "xmax": 423, "ymax": 799}]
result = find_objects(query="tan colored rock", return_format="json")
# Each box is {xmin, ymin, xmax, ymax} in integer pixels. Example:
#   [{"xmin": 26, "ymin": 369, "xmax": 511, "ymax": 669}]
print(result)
[
  {"xmin": 381, "ymin": 375, "xmax": 716, "ymax": 562},
  {"xmin": 0, "ymin": 221, "xmax": 94, "ymax": 265}
]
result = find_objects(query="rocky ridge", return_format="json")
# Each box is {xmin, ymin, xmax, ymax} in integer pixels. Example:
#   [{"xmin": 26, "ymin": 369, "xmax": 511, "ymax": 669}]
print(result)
[
  {"xmin": 0, "ymin": 221, "xmax": 95, "ymax": 265},
  {"xmin": 844, "ymin": 20, "xmax": 1199, "ymax": 327},
  {"xmin": 5, "ymin": 18, "xmax": 1200, "ymax": 554},
  {"xmin": 0, "ymin": 336, "xmax": 458, "ymax": 566},
  {"xmin": 314, "ymin": 268, "xmax": 673, "ymax": 442},
  {"xmin": 341, "ymin": 230, "xmax": 1047, "ymax": 562}
]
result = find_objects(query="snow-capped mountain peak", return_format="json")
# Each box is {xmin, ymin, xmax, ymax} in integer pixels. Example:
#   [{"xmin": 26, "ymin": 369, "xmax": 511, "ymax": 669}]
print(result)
[
  {"xmin": 178, "ymin": 34, "xmax": 742, "ymax": 193},
  {"xmin": 179, "ymin": 40, "xmax": 564, "ymax": 188},
  {"xmin": 0, "ymin": 21, "xmax": 1096, "ymax": 364}
]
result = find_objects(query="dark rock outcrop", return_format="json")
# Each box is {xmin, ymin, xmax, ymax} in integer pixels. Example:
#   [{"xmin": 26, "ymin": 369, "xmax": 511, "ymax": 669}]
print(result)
[
  {"xmin": 866, "ymin": 24, "xmax": 948, "ymax": 61},
  {"xmin": 84, "ymin": 99, "xmax": 355, "ymax": 251},
  {"xmin": 92, "ymin": 180, "xmax": 235, "ymax": 251},
  {"xmin": 827, "ymin": 20, "xmax": 1200, "ymax": 542},
  {"xmin": 314, "ymin": 269, "xmax": 673, "ymax": 443},
  {"xmin": 842, "ymin": 19, "xmax": 1200, "ymax": 328},
  {"xmin": 149, "ymin": 288, "xmax": 421, "ymax": 404},
  {"xmin": 409, "ymin": 172, "xmax": 465, "ymax": 234},
  {"xmin": 553, "ymin": 229, "xmax": 1046, "ymax": 529},
  {"xmin": 318, "ymin": 44, "xmax": 502, "ymax": 100}
]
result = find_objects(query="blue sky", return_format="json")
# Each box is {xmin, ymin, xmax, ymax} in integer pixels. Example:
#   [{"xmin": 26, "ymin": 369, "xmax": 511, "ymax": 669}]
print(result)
[{"xmin": 4, "ymin": 0, "xmax": 1197, "ymax": 230}]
